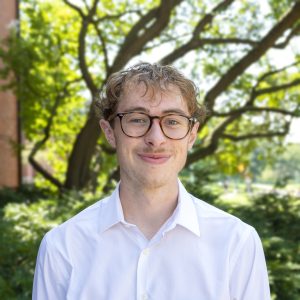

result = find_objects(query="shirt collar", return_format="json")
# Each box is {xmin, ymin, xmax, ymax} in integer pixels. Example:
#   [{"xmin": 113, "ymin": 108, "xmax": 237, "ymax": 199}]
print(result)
[
  {"xmin": 175, "ymin": 179, "xmax": 201, "ymax": 237},
  {"xmin": 98, "ymin": 182, "xmax": 125, "ymax": 233},
  {"xmin": 98, "ymin": 180, "xmax": 201, "ymax": 238}
]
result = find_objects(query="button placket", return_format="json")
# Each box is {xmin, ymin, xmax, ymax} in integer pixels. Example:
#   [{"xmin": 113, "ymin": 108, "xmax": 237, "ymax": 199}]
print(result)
[
  {"xmin": 136, "ymin": 248, "xmax": 151, "ymax": 300},
  {"xmin": 141, "ymin": 292, "xmax": 149, "ymax": 300},
  {"xmin": 142, "ymin": 248, "xmax": 150, "ymax": 256}
]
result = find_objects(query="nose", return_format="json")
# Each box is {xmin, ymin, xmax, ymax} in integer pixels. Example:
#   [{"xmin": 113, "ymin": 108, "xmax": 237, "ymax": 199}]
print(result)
[{"xmin": 144, "ymin": 119, "xmax": 166, "ymax": 147}]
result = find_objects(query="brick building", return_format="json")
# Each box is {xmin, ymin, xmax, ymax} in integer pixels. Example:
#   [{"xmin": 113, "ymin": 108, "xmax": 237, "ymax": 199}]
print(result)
[{"xmin": 0, "ymin": 0, "xmax": 20, "ymax": 188}]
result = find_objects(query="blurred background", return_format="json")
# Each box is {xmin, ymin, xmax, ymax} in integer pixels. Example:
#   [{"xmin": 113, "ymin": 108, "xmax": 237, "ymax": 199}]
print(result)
[{"xmin": 0, "ymin": 0, "xmax": 299, "ymax": 299}]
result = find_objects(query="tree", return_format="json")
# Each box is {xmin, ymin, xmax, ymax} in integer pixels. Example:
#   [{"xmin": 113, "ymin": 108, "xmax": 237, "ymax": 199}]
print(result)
[{"xmin": 1, "ymin": 0, "xmax": 300, "ymax": 190}]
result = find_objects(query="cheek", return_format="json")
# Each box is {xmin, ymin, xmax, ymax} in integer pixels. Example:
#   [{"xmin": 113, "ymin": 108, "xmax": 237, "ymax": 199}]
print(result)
[
  {"xmin": 172, "ymin": 143, "xmax": 189, "ymax": 162},
  {"xmin": 115, "ymin": 141, "xmax": 126, "ymax": 159},
  {"xmin": 178, "ymin": 140, "xmax": 189, "ymax": 152},
  {"xmin": 115, "ymin": 137, "xmax": 136, "ymax": 160}
]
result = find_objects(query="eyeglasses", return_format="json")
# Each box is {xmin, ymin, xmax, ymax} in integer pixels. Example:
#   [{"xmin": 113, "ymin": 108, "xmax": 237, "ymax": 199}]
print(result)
[{"xmin": 113, "ymin": 112, "xmax": 197, "ymax": 140}]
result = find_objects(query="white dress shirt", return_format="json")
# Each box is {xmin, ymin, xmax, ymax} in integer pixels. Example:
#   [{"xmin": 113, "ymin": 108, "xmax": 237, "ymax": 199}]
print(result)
[{"xmin": 33, "ymin": 180, "xmax": 271, "ymax": 300}]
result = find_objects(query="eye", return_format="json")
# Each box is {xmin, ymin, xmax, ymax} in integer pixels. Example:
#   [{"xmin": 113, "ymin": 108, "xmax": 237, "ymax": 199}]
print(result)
[
  {"xmin": 130, "ymin": 118, "xmax": 147, "ymax": 124},
  {"xmin": 125, "ymin": 113, "xmax": 149, "ymax": 125},
  {"xmin": 166, "ymin": 119, "xmax": 179, "ymax": 125},
  {"xmin": 163, "ymin": 115, "xmax": 185, "ymax": 127}
]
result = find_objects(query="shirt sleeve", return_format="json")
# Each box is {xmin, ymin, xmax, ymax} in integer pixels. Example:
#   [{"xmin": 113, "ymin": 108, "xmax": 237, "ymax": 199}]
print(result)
[
  {"xmin": 229, "ymin": 227, "xmax": 271, "ymax": 300},
  {"xmin": 32, "ymin": 233, "xmax": 72, "ymax": 300}
]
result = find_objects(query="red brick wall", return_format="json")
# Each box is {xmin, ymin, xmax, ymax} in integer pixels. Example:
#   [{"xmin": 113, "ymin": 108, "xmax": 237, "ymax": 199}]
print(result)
[{"xmin": 0, "ymin": 0, "xmax": 19, "ymax": 188}]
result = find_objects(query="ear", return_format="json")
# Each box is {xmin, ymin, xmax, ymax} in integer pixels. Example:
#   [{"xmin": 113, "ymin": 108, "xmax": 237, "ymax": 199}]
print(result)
[
  {"xmin": 187, "ymin": 122, "xmax": 199, "ymax": 150},
  {"xmin": 100, "ymin": 119, "xmax": 116, "ymax": 148}
]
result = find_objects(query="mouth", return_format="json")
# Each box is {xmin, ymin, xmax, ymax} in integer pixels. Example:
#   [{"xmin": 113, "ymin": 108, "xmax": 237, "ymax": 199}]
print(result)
[{"xmin": 138, "ymin": 153, "xmax": 171, "ymax": 164}]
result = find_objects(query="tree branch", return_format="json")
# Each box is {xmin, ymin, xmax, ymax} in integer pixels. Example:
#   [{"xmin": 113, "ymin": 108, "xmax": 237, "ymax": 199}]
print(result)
[
  {"xmin": 200, "ymin": 37, "xmax": 257, "ymax": 46},
  {"xmin": 193, "ymin": 0, "xmax": 235, "ymax": 37},
  {"xmin": 194, "ymin": 35, "xmax": 299, "ymax": 49},
  {"xmin": 221, "ymin": 125, "xmax": 290, "ymax": 141},
  {"xmin": 91, "ymin": 22, "xmax": 109, "ymax": 74},
  {"xmin": 82, "ymin": 0, "xmax": 90, "ymax": 12},
  {"xmin": 246, "ymin": 60, "xmax": 300, "ymax": 104},
  {"xmin": 95, "ymin": 10, "xmax": 142, "ymax": 23},
  {"xmin": 211, "ymin": 71, "xmax": 300, "ymax": 121},
  {"xmin": 76, "ymin": 0, "xmax": 99, "ymax": 94},
  {"xmin": 111, "ymin": 0, "xmax": 183, "ymax": 73},
  {"xmin": 204, "ymin": 2, "xmax": 300, "ymax": 111},
  {"xmin": 212, "ymin": 75, "xmax": 300, "ymax": 117},
  {"xmin": 255, "ymin": 77, "xmax": 300, "ymax": 97},
  {"xmin": 160, "ymin": 0, "xmax": 235, "ymax": 64},
  {"xmin": 187, "ymin": 72, "xmax": 298, "ymax": 165},
  {"xmin": 62, "ymin": 0, "xmax": 85, "ymax": 18},
  {"xmin": 187, "ymin": 57, "xmax": 298, "ymax": 164},
  {"xmin": 195, "ymin": 24, "xmax": 300, "ymax": 49},
  {"xmin": 142, "ymin": 33, "xmax": 187, "ymax": 51},
  {"xmin": 28, "ymin": 157, "xmax": 63, "ymax": 188},
  {"xmin": 187, "ymin": 114, "xmax": 240, "ymax": 166},
  {"xmin": 28, "ymin": 93, "xmax": 63, "ymax": 188},
  {"xmin": 186, "ymin": 108, "xmax": 292, "ymax": 167},
  {"xmin": 28, "ymin": 79, "xmax": 81, "ymax": 189},
  {"xmin": 155, "ymin": 31, "xmax": 300, "ymax": 62},
  {"xmin": 256, "ymin": 60, "xmax": 300, "ymax": 83},
  {"xmin": 275, "ymin": 24, "xmax": 300, "ymax": 48},
  {"xmin": 214, "ymin": 106, "xmax": 300, "ymax": 117}
]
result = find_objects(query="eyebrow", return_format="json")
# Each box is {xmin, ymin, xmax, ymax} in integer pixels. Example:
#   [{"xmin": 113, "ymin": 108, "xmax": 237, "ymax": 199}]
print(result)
[
  {"xmin": 121, "ymin": 107, "xmax": 189, "ymax": 115},
  {"xmin": 121, "ymin": 106, "xmax": 148, "ymax": 113},
  {"xmin": 163, "ymin": 109, "xmax": 188, "ymax": 115}
]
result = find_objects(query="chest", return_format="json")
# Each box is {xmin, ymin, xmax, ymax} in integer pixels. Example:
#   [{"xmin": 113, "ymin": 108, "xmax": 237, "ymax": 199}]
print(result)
[{"xmin": 66, "ymin": 229, "xmax": 231, "ymax": 300}]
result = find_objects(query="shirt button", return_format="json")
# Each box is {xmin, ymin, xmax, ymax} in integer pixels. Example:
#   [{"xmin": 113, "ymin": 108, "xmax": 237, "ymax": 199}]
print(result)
[
  {"xmin": 141, "ymin": 293, "xmax": 148, "ymax": 300},
  {"xmin": 142, "ymin": 248, "xmax": 150, "ymax": 256}
]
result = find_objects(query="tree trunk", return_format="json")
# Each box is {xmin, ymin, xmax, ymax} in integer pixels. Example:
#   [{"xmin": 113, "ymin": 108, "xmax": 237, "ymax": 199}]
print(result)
[{"xmin": 64, "ymin": 116, "xmax": 100, "ymax": 190}]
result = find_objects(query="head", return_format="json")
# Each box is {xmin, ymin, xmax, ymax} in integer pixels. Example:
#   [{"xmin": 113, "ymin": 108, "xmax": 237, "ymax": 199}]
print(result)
[
  {"xmin": 95, "ymin": 62, "xmax": 206, "ymax": 123},
  {"xmin": 95, "ymin": 62, "xmax": 206, "ymax": 188}
]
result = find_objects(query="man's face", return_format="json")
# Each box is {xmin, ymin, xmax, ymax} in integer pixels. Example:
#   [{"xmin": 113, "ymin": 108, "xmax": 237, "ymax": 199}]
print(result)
[{"xmin": 100, "ymin": 83, "xmax": 199, "ymax": 189}]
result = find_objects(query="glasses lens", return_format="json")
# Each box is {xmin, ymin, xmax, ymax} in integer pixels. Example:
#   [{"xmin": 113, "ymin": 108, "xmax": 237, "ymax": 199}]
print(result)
[
  {"xmin": 162, "ymin": 115, "xmax": 190, "ymax": 139},
  {"xmin": 121, "ymin": 112, "xmax": 150, "ymax": 137}
]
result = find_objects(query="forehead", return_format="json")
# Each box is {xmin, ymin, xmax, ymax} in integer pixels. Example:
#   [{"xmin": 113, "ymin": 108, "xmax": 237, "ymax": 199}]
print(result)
[{"xmin": 118, "ymin": 82, "xmax": 189, "ymax": 114}]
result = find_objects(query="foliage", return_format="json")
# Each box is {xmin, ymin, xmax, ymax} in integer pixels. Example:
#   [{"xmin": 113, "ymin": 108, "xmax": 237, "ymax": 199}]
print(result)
[
  {"xmin": 1, "ymin": 0, "xmax": 300, "ymax": 190},
  {"xmin": 0, "ymin": 185, "xmax": 299, "ymax": 299},
  {"xmin": 0, "ymin": 187, "xmax": 102, "ymax": 300},
  {"xmin": 271, "ymin": 143, "xmax": 300, "ymax": 186},
  {"xmin": 238, "ymin": 193, "xmax": 300, "ymax": 300},
  {"xmin": 180, "ymin": 157, "xmax": 223, "ymax": 202},
  {"xmin": 0, "ymin": 185, "xmax": 53, "ymax": 208},
  {"xmin": 190, "ymin": 185, "xmax": 300, "ymax": 300},
  {"xmin": 253, "ymin": 142, "xmax": 300, "ymax": 185}
]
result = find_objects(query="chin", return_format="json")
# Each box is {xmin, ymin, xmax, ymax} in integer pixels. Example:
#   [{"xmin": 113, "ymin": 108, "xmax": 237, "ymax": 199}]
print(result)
[{"xmin": 138, "ymin": 173, "xmax": 175, "ymax": 189}]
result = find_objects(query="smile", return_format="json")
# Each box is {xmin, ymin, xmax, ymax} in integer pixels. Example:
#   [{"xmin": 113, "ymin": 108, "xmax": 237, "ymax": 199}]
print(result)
[{"xmin": 138, "ymin": 153, "xmax": 171, "ymax": 164}]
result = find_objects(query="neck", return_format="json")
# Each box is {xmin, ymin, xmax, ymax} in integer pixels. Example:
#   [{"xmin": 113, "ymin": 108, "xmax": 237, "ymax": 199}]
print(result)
[{"xmin": 119, "ymin": 177, "xmax": 179, "ymax": 240}]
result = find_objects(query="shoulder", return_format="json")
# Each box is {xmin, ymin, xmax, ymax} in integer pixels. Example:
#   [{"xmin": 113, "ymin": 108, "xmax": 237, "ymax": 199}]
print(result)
[
  {"xmin": 191, "ymin": 194, "xmax": 257, "ymax": 246},
  {"xmin": 192, "ymin": 194, "xmax": 249, "ymax": 224},
  {"xmin": 45, "ymin": 196, "xmax": 110, "ymax": 248}
]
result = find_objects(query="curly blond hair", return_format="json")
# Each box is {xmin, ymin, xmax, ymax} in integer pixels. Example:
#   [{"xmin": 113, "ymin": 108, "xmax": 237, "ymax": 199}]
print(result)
[{"xmin": 95, "ymin": 62, "xmax": 206, "ymax": 123}]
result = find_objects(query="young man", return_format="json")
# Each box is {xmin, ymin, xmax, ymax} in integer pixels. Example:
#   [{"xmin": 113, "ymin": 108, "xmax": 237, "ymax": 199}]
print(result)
[{"xmin": 33, "ymin": 62, "xmax": 271, "ymax": 299}]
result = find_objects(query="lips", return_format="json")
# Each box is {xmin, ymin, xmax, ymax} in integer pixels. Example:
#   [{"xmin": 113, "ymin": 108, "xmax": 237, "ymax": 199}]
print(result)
[{"xmin": 138, "ymin": 153, "xmax": 171, "ymax": 164}]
